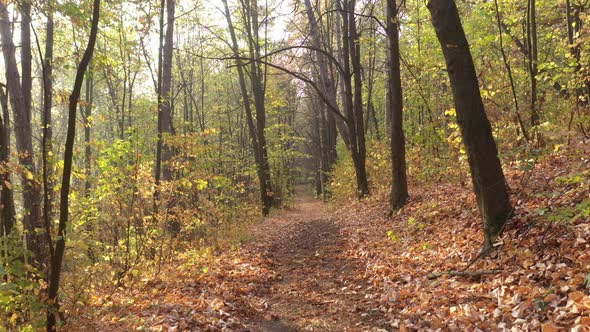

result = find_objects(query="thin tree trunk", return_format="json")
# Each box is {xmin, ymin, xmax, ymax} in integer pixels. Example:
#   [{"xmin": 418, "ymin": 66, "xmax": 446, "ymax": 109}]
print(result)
[
  {"xmin": 0, "ymin": 85, "xmax": 15, "ymax": 236},
  {"xmin": 41, "ymin": 0, "xmax": 56, "ymax": 261},
  {"xmin": 154, "ymin": 0, "xmax": 165, "ymax": 203},
  {"xmin": 83, "ymin": 71, "xmax": 93, "ymax": 196},
  {"xmin": 565, "ymin": 0, "xmax": 588, "ymax": 138},
  {"xmin": 21, "ymin": 1, "xmax": 32, "ymax": 123},
  {"xmin": 493, "ymin": 0, "xmax": 529, "ymax": 142},
  {"xmin": 364, "ymin": 3, "xmax": 379, "ymax": 140},
  {"xmin": 160, "ymin": 0, "xmax": 175, "ymax": 181},
  {"xmin": 428, "ymin": 0, "xmax": 512, "ymax": 249},
  {"xmin": 527, "ymin": 0, "xmax": 540, "ymax": 130},
  {"xmin": 345, "ymin": 0, "xmax": 369, "ymax": 197},
  {"xmin": 47, "ymin": 0, "xmax": 100, "ymax": 329}
]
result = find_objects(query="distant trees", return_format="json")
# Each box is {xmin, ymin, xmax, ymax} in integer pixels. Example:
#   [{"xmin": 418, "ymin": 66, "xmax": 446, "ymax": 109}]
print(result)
[
  {"xmin": 301, "ymin": 0, "xmax": 370, "ymax": 198},
  {"xmin": 304, "ymin": 0, "xmax": 339, "ymax": 199}
]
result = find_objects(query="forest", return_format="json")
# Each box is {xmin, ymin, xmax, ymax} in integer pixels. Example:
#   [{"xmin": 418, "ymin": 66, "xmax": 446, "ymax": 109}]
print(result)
[{"xmin": 0, "ymin": 0, "xmax": 589, "ymax": 330}]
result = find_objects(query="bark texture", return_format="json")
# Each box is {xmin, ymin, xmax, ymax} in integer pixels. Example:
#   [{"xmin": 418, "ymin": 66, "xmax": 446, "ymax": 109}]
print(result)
[
  {"xmin": 0, "ymin": 1, "xmax": 45, "ymax": 266},
  {"xmin": 387, "ymin": 0, "xmax": 409, "ymax": 211},
  {"xmin": 427, "ymin": 0, "xmax": 512, "ymax": 248},
  {"xmin": 160, "ymin": 0, "xmax": 175, "ymax": 181}
]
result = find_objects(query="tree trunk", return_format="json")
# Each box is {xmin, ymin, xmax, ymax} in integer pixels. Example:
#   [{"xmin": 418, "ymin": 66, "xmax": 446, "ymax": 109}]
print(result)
[
  {"xmin": 0, "ymin": 1, "xmax": 45, "ymax": 268},
  {"xmin": 492, "ymin": 0, "xmax": 529, "ymax": 142},
  {"xmin": 42, "ymin": 0, "xmax": 55, "ymax": 261},
  {"xmin": 527, "ymin": 0, "xmax": 540, "ymax": 129},
  {"xmin": 83, "ymin": 71, "xmax": 93, "ymax": 196},
  {"xmin": 21, "ymin": 1, "xmax": 32, "ymax": 123},
  {"xmin": 342, "ymin": 0, "xmax": 369, "ymax": 197},
  {"xmin": 387, "ymin": 0, "xmax": 409, "ymax": 211},
  {"xmin": 0, "ymin": 86, "xmax": 15, "ymax": 236},
  {"xmin": 244, "ymin": 0, "xmax": 274, "ymax": 214},
  {"xmin": 427, "ymin": 0, "xmax": 512, "ymax": 249},
  {"xmin": 223, "ymin": 0, "xmax": 273, "ymax": 215},
  {"xmin": 304, "ymin": 0, "xmax": 346, "ymax": 157},
  {"xmin": 154, "ymin": 0, "xmax": 165, "ymax": 202},
  {"xmin": 160, "ymin": 0, "xmax": 175, "ymax": 181},
  {"xmin": 47, "ymin": 0, "xmax": 100, "ymax": 329}
]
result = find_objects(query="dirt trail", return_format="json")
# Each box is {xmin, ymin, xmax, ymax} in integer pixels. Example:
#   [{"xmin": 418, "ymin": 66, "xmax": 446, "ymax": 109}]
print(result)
[{"xmin": 242, "ymin": 186, "xmax": 389, "ymax": 332}]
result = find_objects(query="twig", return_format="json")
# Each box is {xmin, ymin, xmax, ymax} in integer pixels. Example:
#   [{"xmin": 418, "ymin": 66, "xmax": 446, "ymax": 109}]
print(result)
[
  {"xmin": 428, "ymin": 269, "xmax": 501, "ymax": 280},
  {"xmin": 462, "ymin": 243, "xmax": 500, "ymax": 271}
]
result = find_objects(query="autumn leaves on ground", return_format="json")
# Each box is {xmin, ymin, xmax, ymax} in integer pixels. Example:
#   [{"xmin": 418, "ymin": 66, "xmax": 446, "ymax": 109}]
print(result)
[{"xmin": 66, "ymin": 143, "xmax": 590, "ymax": 331}]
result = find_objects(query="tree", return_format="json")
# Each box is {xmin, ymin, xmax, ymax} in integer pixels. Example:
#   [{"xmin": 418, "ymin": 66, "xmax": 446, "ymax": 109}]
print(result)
[
  {"xmin": 154, "ymin": 0, "xmax": 175, "ymax": 215},
  {"xmin": 427, "ymin": 0, "xmax": 512, "ymax": 249},
  {"xmin": 339, "ymin": 0, "xmax": 369, "ymax": 197},
  {"xmin": 0, "ymin": 0, "xmax": 45, "ymax": 267},
  {"xmin": 492, "ymin": 0, "xmax": 529, "ymax": 142},
  {"xmin": 47, "ymin": 0, "xmax": 100, "ymax": 329},
  {"xmin": 527, "ymin": 0, "xmax": 540, "ymax": 131},
  {"xmin": 303, "ymin": 0, "xmax": 340, "ymax": 198},
  {"xmin": 160, "ymin": 0, "xmax": 175, "ymax": 182},
  {"xmin": 223, "ymin": 0, "xmax": 274, "ymax": 215},
  {"xmin": 21, "ymin": 1, "xmax": 32, "ymax": 123},
  {"xmin": 41, "ymin": 0, "xmax": 56, "ymax": 260},
  {"xmin": 0, "ymin": 84, "xmax": 15, "ymax": 236},
  {"xmin": 82, "ymin": 71, "xmax": 93, "ymax": 197},
  {"xmin": 387, "ymin": 0, "xmax": 409, "ymax": 211}
]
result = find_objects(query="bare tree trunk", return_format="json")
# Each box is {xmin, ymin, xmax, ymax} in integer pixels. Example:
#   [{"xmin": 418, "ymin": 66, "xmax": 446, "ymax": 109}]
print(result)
[
  {"xmin": 160, "ymin": 0, "xmax": 175, "ymax": 181},
  {"xmin": 363, "ymin": 2, "xmax": 379, "ymax": 140},
  {"xmin": 428, "ymin": 0, "xmax": 512, "ymax": 249},
  {"xmin": 83, "ymin": 71, "xmax": 93, "ymax": 196},
  {"xmin": 47, "ymin": 0, "xmax": 100, "ymax": 329},
  {"xmin": 387, "ymin": 0, "xmax": 409, "ymax": 211},
  {"xmin": 527, "ymin": 0, "xmax": 540, "ymax": 130},
  {"xmin": 154, "ymin": 0, "xmax": 165, "ymax": 203}
]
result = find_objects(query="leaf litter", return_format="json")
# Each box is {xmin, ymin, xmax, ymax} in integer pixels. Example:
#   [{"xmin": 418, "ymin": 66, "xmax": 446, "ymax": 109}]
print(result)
[{"xmin": 67, "ymin": 143, "xmax": 590, "ymax": 331}]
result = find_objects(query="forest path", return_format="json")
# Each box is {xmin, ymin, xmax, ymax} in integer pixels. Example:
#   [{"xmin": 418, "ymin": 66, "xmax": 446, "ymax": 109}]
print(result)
[{"xmin": 242, "ymin": 186, "xmax": 389, "ymax": 332}]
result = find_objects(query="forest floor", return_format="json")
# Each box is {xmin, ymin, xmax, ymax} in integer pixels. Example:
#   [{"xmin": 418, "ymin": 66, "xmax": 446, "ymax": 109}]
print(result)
[
  {"xmin": 241, "ymin": 186, "xmax": 391, "ymax": 331},
  {"xmin": 68, "ymin": 142, "xmax": 590, "ymax": 331}
]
